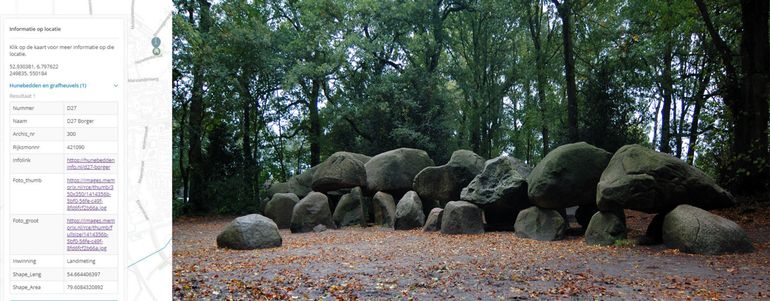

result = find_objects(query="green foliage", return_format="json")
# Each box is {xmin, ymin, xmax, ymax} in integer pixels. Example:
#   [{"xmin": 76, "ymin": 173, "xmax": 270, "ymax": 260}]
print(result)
[
  {"xmin": 613, "ymin": 238, "xmax": 636, "ymax": 248},
  {"xmin": 172, "ymin": 0, "xmax": 768, "ymax": 216},
  {"xmin": 580, "ymin": 59, "xmax": 647, "ymax": 153}
]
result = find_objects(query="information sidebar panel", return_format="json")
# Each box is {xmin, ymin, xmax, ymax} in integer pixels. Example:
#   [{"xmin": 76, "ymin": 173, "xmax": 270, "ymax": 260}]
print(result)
[{"xmin": 2, "ymin": 17, "xmax": 126, "ymax": 300}]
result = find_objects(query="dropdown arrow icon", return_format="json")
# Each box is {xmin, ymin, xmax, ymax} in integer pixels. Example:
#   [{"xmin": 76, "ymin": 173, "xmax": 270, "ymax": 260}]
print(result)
[{"xmin": 114, "ymin": 83, "xmax": 118, "ymax": 87}]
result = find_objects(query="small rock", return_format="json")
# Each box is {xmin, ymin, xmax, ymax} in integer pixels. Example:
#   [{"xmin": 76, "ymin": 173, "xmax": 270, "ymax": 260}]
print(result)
[
  {"xmin": 373, "ymin": 192, "xmax": 397, "ymax": 228},
  {"xmin": 290, "ymin": 192, "xmax": 336, "ymax": 233},
  {"xmin": 333, "ymin": 187, "xmax": 364, "ymax": 227},
  {"xmin": 585, "ymin": 211, "xmax": 627, "ymax": 246},
  {"xmin": 216, "ymin": 214, "xmax": 282, "ymax": 250},
  {"xmin": 441, "ymin": 201, "xmax": 484, "ymax": 235},
  {"xmin": 394, "ymin": 191, "xmax": 425, "ymax": 230},
  {"xmin": 423, "ymin": 208, "xmax": 444, "ymax": 232},
  {"xmin": 313, "ymin": 224, "xmax": 328, "ymax": 232},
  {"xmin": 514, "ymin": 206, "xmax": 567, "ymax": 241},
  {"xmin": 264, "ymin": 193, "xmax": 299, "ymax": 229}
]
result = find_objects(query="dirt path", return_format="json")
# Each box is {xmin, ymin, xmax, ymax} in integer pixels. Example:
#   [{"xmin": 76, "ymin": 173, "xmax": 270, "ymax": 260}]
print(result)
[{"xmin": 173, "ymin": 209, "xmax": 770, "ymax": 300}]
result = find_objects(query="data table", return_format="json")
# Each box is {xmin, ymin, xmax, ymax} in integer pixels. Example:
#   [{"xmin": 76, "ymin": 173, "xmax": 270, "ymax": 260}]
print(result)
[{"xmin": 2, "ymin": 17, "xmax": 125, "ymax": 300}]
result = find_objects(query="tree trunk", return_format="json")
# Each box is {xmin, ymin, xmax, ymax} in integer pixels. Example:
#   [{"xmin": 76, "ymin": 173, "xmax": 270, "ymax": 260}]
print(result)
[
  {"xmin": 178, "ymin": 101, "xmax": 189, "ymax": 206},
  {"xmin": 540, "ymin": 104, "xmax": 550, "ymax": 156},
  {"xmin": 687, "ymin": 73, "xmax": 708, "ymax": 165},
  {"xmin": 553, "ymin": 0, "xmax": 579, "ymax": 142},
  {"xmin": 427, "ymin": 0, "xmax": 444, "ymax": 73},
  {"xmin": 675, "ymin": 101, "xmax": 688, "ymax": 159},
  {"xmin": 696, "ymin": 0, "xmax": 769, "ymax": 194},
  {"xmin": 239, "ymin": 75, "xmax": 255, "ymax": 204},
  {"xmin": 486, "ymin": 98, "xmax": 502, "ymax": 159},
  {"xmin": 274, "ymin": 123, "xmax": 288, "ymax": 181},
  {"xmin": 686, "ymin": 100, "xmax": 703, "ymax": 166},
  {"xmin": 734, "ymin": 0, "xmax": 769, "ymax": 193},
  {"xmin": 174, "ymin": 63, "xmax": 190, "ymax": 207},
  {"xmin": 187, "ymin": 0, "xmax": 211, "ymax": 214},
  {"xmin": 308, "ymin": 78, "xmax": 322, "ymax": 166},
  {"xmin": 526, "ymin": 1, "xmax": 550, "ymax": 156},
  {"xmin": 652, "ymin": 98, "xmax": 661, "ymax": 147},
  {"xmin": 469, "ymin": 100, "xmax": 481, "ymax": 155},
  {"xmin": 675, "ymin": 54, "xmax": 689, "ymax": 159},
  {"xmin": 254, "ymin": 108, "xmax": 264, "ymax": 202},
  {"xmin": 660, "ymin": 38, "xmax": 673, "ymax": 154},
  {"xmin": 524, "ymin": 80, "xmax": 534, "ymax": 163}
]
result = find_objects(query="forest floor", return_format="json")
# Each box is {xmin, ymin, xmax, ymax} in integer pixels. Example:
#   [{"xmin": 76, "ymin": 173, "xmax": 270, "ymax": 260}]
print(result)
[{"xmin": 173, "ymin": 205, "xmax": 770, "ymax": 300}]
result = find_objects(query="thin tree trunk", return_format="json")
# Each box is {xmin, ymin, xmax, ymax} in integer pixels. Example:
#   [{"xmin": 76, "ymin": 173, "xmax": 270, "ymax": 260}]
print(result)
[
  {"xmin": 526, "ymin": 1, "xmax": 550, "ymax": 157},
  {"xmin": 524, "ymin": 80, "xmax": 534, "ymax": 163},
  {"xmin": 652, "ymin": 98, "xmax": 661, "ymax": 148},
  {"xmin": 675, "ymin": 102, "xmax": 688, "ymax": 159},
  {"xmin": 253, "ymin": 111, "xmax": 261, "ymax": 205},
  {"xmin": 675, "ymin": 53, "xmax": 689, "ymax": 159},
  {"xmin": 687, "ymin": 72, "xmax": 709, "ymax": 165},
  {"xmin": 675, "ymin": 87, "xmax": 691, "ymax": 160},
  {"xmin": 660, "ymin": 38, "xmax": 673, "ymax": 154},
  {"xmin": 178, "ymin": 101, "xmax": 189, "ymax": 205},
  {"xmin": 470, "ymin": 100, "xmax": 481, "ymax": 154},
  {"xmin": 553, "ymin": 0, "xmax": 579, "ymax": 142},
  {"xmin": 274, "ymin": 125, "xmax": 288, "ymax": 181},
  {"xmin": 238, "ymin": 75, "xmax": 255, "ymax": 204},
  {"xmin": 487, "ymin": 98, "xmax": 502, "ymax": 159}
]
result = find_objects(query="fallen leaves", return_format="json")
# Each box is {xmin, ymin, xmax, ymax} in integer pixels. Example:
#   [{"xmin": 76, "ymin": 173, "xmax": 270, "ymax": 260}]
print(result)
[{"xmin": 173, "ymin": 208, "xmax": 770, "ymax": 300}]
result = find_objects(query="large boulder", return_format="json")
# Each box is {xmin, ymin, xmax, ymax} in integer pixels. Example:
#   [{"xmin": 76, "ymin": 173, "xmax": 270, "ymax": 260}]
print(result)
[
  {"xmin": 266, "ymin": 166, "xmax": 317, "ymax": 199},
  {"xmin": 528, "ymin": 142, "xmax": 612, "ymax": 209},
  {"xmin": 461, "ymin": 155, "xmax": 532, "ymax": 229},
  {"xmin": 394, "ymin": 191, "xmax": 425, "ymax": 230},
  {"xmin": 333, "ymin": 187, "xmax": 364, "ymax": 227},
  {"xmin": 662, "ymin": 205, "xmax": 753, "ymax": 255},
  {"xmin": 365, "ymin": 148, "xmax": 435, "ymax": 193},
  {"xmin": 585, "ymin": 211, "xmax": 627, "ymax": 246},
  {"xmin": 514, "ymin": 206, "xmax": 567, "ymax": 241},
  {"xmin": 216, "ymin": 214, "xmax": 282, "ymax": 250},
  {"xmin": 413, "ymin": 150, "xmax": 484, "ymax": 204},
  {"xmin": 312, "ymin": 152, "xmax": 370, "ymax": 192},
  {"xmin": 597, "ymin": 145, "xmax": 735, "ymax": 214},
  {"xmin": 440, "ymin": 201, "xmax": 484, "ymax": 234},
  {"xmin": 373, "ymin": 192, "xmax": 397, "ymax": 228},
  {"xmin": 423, "ymin": 208, "xmax": 444, "ymax": 232},
  {"xmin": 290, "ymin": 166, "xmax": 317, "ymax": 197},
  {"xmin": 264, "ymin": 193, "xmax": 299, "ymax": 229},
  {"xmin": 265, "ymin": 182, "xmax": 290, "ymax": 200},
  {"xmin": 290, "ymin": 192, "xmax": 336, "ymax": 233}
]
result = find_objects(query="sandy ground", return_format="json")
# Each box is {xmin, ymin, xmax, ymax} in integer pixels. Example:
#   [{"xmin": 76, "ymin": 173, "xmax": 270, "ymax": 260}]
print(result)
[{"xmin": 173, "ymin": 208, "xmax": 770, "ymax": 300}]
